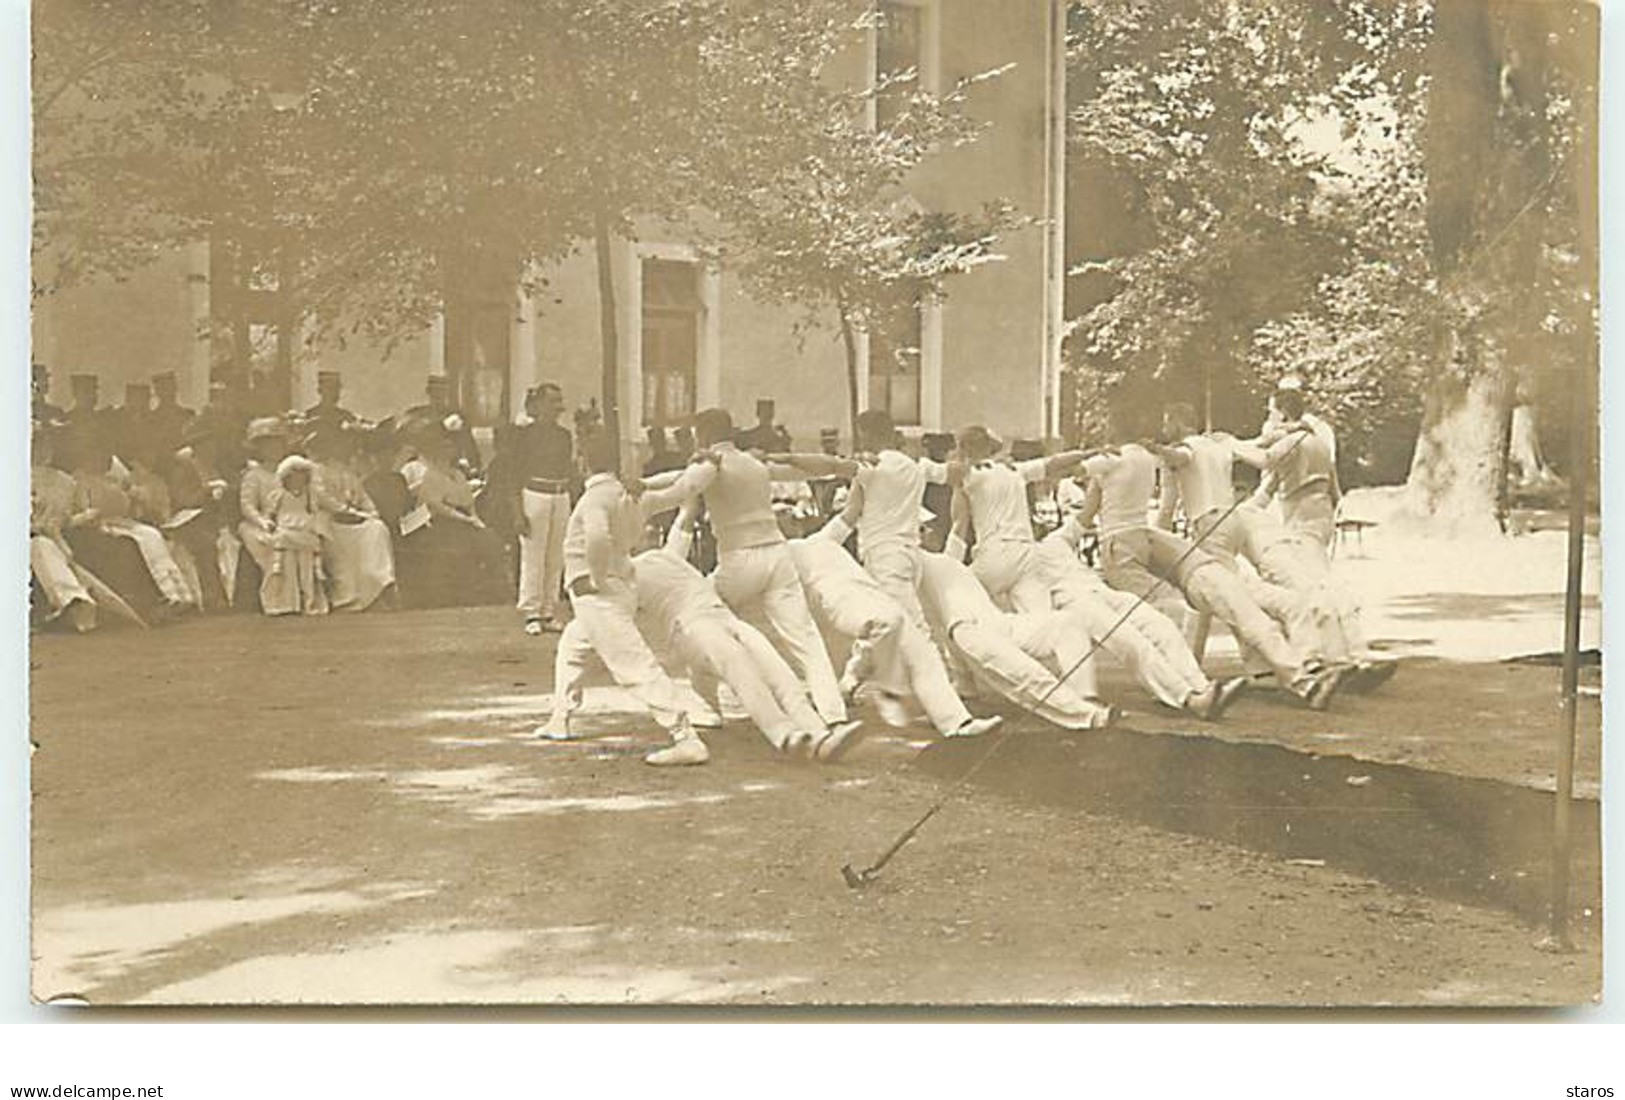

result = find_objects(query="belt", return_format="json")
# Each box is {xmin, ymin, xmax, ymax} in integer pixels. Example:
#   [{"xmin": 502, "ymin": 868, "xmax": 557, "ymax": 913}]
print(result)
[
  {"xmin": 526, "ymin": 478, "xmax": 570, "ymax": 494},
  {"xmin": 567, "ymin": 576, "xmax": 599, "ymax": 598}
]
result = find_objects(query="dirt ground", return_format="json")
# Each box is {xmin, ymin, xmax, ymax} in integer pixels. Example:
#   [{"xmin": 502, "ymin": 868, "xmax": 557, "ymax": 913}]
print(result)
[{"xmin": 28, "ymin": 605, "xmax": 1601, "ymax": 1007}]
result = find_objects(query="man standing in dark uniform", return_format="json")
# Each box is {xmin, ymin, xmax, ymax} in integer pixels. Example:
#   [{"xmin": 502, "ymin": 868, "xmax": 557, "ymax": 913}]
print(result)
[
  {"xmin": 148, "ymin": 371, "xmax": 196, "ymax": 455},
  {"xmin": 32, "ymin": 363, "xmax": 66, "ymax": 425},
  {"xmin": 304, "ymin": 370, "xmax": 357, "ymax": 433},
  {"xmin": 510, "ymin": 383, "xmax": 575, "ymax": 635},
  {"xmin": 738, "ymin": 398, "xmax": 792, "ymax": 454}
]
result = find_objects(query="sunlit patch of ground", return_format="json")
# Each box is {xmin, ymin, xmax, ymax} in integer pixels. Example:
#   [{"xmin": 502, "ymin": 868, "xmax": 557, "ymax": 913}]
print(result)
[
  {"xmin": 257, "ymin": 762, "xmax": 783, "ymax": 820},
  {"xmin": 136, "ymin": 926, "xmax": 809, "ymax": 1005},
  {"xmin": 33, "ymin": 877, "xmax": 433, "ymax": 1000}
]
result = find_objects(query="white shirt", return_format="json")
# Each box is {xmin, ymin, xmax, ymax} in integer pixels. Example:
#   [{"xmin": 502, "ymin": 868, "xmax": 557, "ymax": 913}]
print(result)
[
  {"xmin": 853, "ymin": 449, "xmax": 948, "ymax": 559},
  {"xmin": 1082, "ymin": 445, "xmax": 1158, "ymax": 537},
  {"xmin": 1169, "ymin": 433, "xmax": 1238, "ymax": 519},
  {"xmin": 962, "ymin": 458, "xmax": 1046, "ymax": 547}
]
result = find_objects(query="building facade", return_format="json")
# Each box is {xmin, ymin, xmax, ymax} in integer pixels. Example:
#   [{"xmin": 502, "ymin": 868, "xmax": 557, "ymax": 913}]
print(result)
[{"xmin": 33, "ymin": 0, "xmax": 1069, "ymax": 451}]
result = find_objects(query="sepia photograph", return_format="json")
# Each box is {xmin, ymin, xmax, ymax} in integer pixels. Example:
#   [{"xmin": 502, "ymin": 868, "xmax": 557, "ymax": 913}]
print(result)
[{"xmin": 24, "ymin": 0, "xmax": 1601, "ymax": 1009}]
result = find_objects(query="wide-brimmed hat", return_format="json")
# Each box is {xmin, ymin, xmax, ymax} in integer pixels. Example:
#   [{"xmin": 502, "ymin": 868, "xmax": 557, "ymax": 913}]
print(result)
[{"xmin": 245, "ymin": 417, "xmax": 290, "ymax": 443}]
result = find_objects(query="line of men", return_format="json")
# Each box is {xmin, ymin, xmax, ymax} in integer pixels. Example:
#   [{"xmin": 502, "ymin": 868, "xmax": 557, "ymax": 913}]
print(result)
[{"xmin": 535, "ymin": 383, "xmax": 1396, "ymax": 768}]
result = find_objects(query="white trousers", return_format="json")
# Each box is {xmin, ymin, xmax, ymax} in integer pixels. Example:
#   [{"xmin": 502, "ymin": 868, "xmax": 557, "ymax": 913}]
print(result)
[
  {"xmin": 675, "ymin": 611, "xmax": 824, "ymax": 750},
  {"xmin": 714, "ymin": 543, "xmax": 846, "ymax": 725},
  {"xmin": 972, "ymin": 539, "xmax": 1053, "ymax": 614},
  {"xmin": 31, "ymin": 536, "xmax": 92, "ymax": 616},
  {"xmin": 1055, "ymin": 581, "xmax": 1210, "ymax": 709},
  {"xmin": 949, "ymin": 611, "xmax": 1112, "ymax": 730},
  {"xmin": 1254, "ymin": 537, "xmax": 1371, "ymax": 663},
  {"xmin": 548, "ymin": 578, "xmax": 689, "ymax": 734},
  {"xmin": 517, "ymin": 489, "xmax": 570, "ymax": 620},
  {"xmin": 800, "ymin": 566, "xmax": 971, "ymax": 735}
]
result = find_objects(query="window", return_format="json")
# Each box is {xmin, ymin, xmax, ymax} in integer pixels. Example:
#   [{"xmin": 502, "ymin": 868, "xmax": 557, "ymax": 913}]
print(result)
[
  {"xmin": 868, "ymin": 301, "xmax": 923, "ymax": 426},
  {"xmin": 443, "ymin": 255, "xmax": 516, "ymax": 427},
  {"xmin": 641, "ymin": 258, "xmax": 701, "ymax": 428}
]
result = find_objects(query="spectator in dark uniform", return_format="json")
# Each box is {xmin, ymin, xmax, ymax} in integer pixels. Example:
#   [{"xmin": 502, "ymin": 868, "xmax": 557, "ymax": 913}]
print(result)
[
  {"xmin": 112, "ymin": 382, "xmax": 153, "ymax": 465},
  {"xmin": 508, "ymin": 383, "xmax": 575, "ymax": 634},
  {"xmin": 303, "ymin": 370, "xmax": 357, "ymax": 432},
  {"xmin": 149, "ymin": 371, "xmax": 195, "ymax": 455},
  {"xmin": 642, "ymin": 426, "xmax": 684, "ymax": 477},
  {"xmin": 738, "ymin": 398, "xmax": 792, "ymax": 454},
  {"xmin": 32, "ymin": 363, "xmax": 66, "ymax": 425}
]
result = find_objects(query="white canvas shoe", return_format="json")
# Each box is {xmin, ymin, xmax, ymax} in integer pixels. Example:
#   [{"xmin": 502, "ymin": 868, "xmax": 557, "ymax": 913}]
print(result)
[
  {"xmin": 644, "ymin": 735, "xmax": 710, "ymax": 767},
  {"xmin": 534, "ymin": 714, "xmax": 577, "ymax": 741},
  {"xmin": 812, "ymin": 720, "xmax": 866, "ymax": 763},
  {"xmin": 946, "ymin": 715, "xmax": 1003, "ymax": 739}
]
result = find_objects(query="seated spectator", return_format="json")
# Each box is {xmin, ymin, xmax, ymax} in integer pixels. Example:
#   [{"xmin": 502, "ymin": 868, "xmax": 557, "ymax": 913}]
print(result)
[
  {"xmin": 63, "ymin": 437, "xmax": 197, "ymax": 620},
  {"xmin": 395, "ymin": 423, "xmax": 510, "ymax": 607},
  {"xmin": 29, "ymin": 428, "xmax": 96, "ymax": 632},
  {"xmin": 165, "ymin": 423, "xmax": 235, "ymax": 612},
  {"xmin": 260, "ymin": 454, "xmax": 329, "ymax": 617},
  {"xmin": 358, "ymin": 422, "xmax": 413, "ymax": 533},
  {"xmin": 308, "ymin": 427, "xmax": 397, "ymax": 611}
]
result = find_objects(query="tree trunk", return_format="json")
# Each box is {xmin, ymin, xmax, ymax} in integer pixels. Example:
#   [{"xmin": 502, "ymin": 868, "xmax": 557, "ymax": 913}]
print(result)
[
  {"xmin": 591, "ymin": 209, "xmax": 622, "ymax": 471},
  {"xmin": 837, "ymin": 299, "xmax": 862, "ymax": 446},
  {"xmin": 1398, "ymin": 326, "xmax": 1513, "ymax": 537}
]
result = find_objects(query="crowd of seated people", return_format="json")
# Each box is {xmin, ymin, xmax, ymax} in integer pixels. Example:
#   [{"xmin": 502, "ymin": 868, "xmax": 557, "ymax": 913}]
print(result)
[
  {"xmin": 26, "ymin": 366, "xmax": 540, "ymax": 632},
  {"xmin": 35, "ymin": 362, "xmax": 1068, "ymax": 635}
]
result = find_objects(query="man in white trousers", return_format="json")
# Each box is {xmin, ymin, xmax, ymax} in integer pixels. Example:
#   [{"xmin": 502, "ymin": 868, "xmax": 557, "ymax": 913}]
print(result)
[
  {"xmin": 663, "ymin": 407, "xmax": 860, "ymax": 747},
  {"xmin": 535, "ymin": 439, "xmax": 711, "ymax": 767},
  {"xmin": 1037, "ymin": 515, "xmax": 1247, "ymax": 720},
  {"xmin": 947, "ymin": 425, "xmax": 1089, "ymax": 614},
  {"xmin": 774, "ymin": 409, "xmax": 945, "ymax": 638},
  {"xmin": 513, "ymin": 383, "xmax": 574, "ymax": 635},
  {"xmin": 787, "ymin": 516, "xmax": 1003, "ymax": 739},
  {"xmin": 1211, "ymin": 501, "xmax": 1397, "ymax": 691},
  {"xmin": 1154, "ymin": 402, "xmax": 1324, "ymax": 668},
  {"xmin": 916, "ymin": 551, "xmax": 1118, "ymax": 731},
  {"xmin": 1155, "ymin": 403, "xmax": 1392, "ymax": 690},
  {"xmin": 636, "ymin": 512, "xmax": 864, "ymax": 761},
  {"xmin": 1080, "ymin": 412, "xmax": 1338, "ymax": 710}
]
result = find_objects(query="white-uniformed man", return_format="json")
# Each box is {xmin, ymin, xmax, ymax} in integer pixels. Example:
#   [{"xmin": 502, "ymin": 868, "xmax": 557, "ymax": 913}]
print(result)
[
  {"xmin": 1212, "ymin": 501, "xmax": 1396, "ymax": 691},
  {"xmin": 774, "ymin": 409, "xmax": 944, "ymax": 635},
  {"xmin": 1154, "ymin": 402, "xmax": 1323, "ymax": 665},
  {"xmin": 916, "ymin": 550, "xmax": 1118, "ymax": 730},
  {"xmin": 1255, "ymin": 381, "xmax": 1340, "ymax": 551},
  {"xmin": 787, "ymin": 516, "xmax": 1003, "ymax": 739},
  {"xmin": 1080, "ymin": 405, "xmax": 1339, "ymax": 710},
  {"xmin": 946, "ymin": 425, "xmax": 1088, "ymax": 614},
  {"xmin": 663, "ymin": 407, "xmax": 859, "ymax": 745},
  {"xmin": 1037, "ymin": 515, "xmax": 1247, "ymax": 720},
  {"xmin": 631, "ymin": 511, "xmax": 864, "ymax": 762},
  {"xmin": 535, "ymin": 438, "xmax": 711, "ymax": 766}
]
